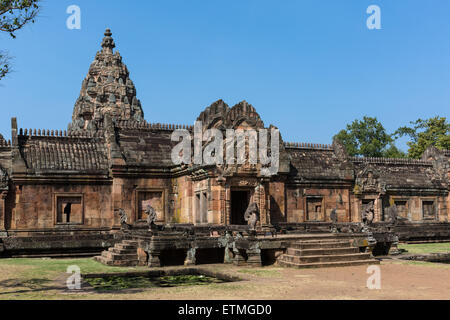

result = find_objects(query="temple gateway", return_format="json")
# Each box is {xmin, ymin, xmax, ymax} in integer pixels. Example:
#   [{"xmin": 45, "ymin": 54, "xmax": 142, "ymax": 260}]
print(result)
[{"xmin": 0, "ymin": 30, "xmax": 448, "ymax": 267}]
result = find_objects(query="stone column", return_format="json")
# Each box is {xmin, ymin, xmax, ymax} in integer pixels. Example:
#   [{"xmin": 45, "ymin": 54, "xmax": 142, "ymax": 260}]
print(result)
[
  {"xmin": 225, "ymin": 185, "xmax": 231, "ymax": 225},
  {"xmin": 184, "ymin": 247, "xmax": 197, "ymax": 266},
  {"xmin": 224, "ymin": 247, "xmax": 234, "ymax": 264},
  {"xmin": 233, "ymin": 250, "xmax": 246, "ymax": 266},
  {"xmin": 388, "ymin": 235, "xmax": 401, "ymax": 255},
  {"xmin": 375, "ymin": 197, "xmax": 382, "ymax": 222},
  {"xmin": 147, "ymin": 250, "xmax": 161, "ymax": 267},
  {"xmin": 0, "ymin": 191, "xmax": 7, "ymax": 232},
  {"xmin": 221, "ymin": 232, "xmax": 234, "ymax": 264},
  {"xmin": 246, "ymin": 238, "xmax": 262, "ymax": 267},
  {"xmin": 232, "ymin": 234, "xmax": 247, "ymax": 266}
]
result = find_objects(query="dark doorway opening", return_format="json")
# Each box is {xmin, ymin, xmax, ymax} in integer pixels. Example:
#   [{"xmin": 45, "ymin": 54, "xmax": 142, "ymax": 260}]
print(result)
[
  {"xmin": 196, "ymin": 248, "xmax": 225, "ymax": 265},
  {"xmin": 231, "ymin": 190, "xmax": 250, "ymax": 225},
  {"xmin": 159, "ymin": 249, "xmax": 186, "ymax": 266}
]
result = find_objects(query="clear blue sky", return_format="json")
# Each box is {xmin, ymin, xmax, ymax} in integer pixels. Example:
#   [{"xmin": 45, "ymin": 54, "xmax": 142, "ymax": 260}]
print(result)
[{"xmin": 1, "ymin": 0, "xmax": 449, "ymax": 150}]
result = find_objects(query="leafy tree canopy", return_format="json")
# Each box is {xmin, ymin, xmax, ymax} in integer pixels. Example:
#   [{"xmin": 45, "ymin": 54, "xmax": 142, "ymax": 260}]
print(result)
[
  {"xmin": 394, "ymin": 116, "xmax": 449, "ymax": 159},
  {"xmin": 0, "ymin": 0, "xmax": 40, "ymax": 80},
  {"xmin": 334, "ymin": 116, "xmax": 406, "ymax": 158}
]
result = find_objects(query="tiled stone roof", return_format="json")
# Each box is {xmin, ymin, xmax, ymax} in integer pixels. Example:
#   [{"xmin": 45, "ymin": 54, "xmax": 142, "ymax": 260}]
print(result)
[
  {"xmin": 288, "ymin": 148, "xmax": 353, "ymax": 181},
  {"xmin": 117, "ymin": 128, "xmax": 176, "ymax": 167},
  {"xmin": 19, "ymin": 136, "xmax": 109, "ymax": 172}
]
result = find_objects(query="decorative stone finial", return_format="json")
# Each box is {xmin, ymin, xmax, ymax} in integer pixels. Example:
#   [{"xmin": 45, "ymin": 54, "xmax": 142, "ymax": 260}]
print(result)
[{"xmin": 101, "ymin": 28, "xmax": 115, "ymax": 54}]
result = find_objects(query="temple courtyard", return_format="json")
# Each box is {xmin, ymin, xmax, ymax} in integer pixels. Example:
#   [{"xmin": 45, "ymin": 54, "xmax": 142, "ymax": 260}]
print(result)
[{"xmin": 0, "ymin": 243, "xmax": 448, "ymax": 300}]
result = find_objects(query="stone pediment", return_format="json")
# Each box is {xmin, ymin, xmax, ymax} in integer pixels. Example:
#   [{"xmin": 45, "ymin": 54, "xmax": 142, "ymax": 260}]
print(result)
[
  {"xmin": 197, "ymin": 100, "xmax": 264, "ymax": 131},
  {"xmin": 355, "ymin": 166, "xmax": 386, "ymax": 194}
]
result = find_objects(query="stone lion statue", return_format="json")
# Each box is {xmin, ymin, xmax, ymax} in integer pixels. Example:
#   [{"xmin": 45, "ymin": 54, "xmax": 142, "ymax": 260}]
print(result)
[{"xmin": 244, "ymin": 202, "xmax": 260, "ymax": 231}]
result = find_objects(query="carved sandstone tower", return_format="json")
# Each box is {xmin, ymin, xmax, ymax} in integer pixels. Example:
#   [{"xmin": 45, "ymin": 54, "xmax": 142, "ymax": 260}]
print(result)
[{"xmin": 69, "ymin": 29, "xmax": 144, "ymax": 132}]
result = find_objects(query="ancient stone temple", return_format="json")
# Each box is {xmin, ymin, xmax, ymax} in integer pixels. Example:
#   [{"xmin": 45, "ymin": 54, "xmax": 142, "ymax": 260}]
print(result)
[{"xmin": 0, "ymin": 30, "xmax": 448, "ymax": 266}]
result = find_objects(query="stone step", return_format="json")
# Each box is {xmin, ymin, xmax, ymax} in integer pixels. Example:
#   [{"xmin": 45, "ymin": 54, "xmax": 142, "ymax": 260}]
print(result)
[
  {"xmin": 287, "ymin": 247, "xmax": 359, "ymax": 256},
  {"xmin": 121, "ymin": 240, "xmax": 138, "ymax": 245},
  {"xmin": 115, "ymin": 243, "xmax": 138, "ymax": 250},
  {"xmin": 280, "ymin": 252, "xmax": 372, "ymax": 264},
  {"xmin": 278, "ymin": 258, "xmax": 380, "ymax": 269},
  {"xmin": 290, "ymin": 241, "xmax": 352, "ymax": 250},
  {"xmin": 94, "ymin": 255, "xmax": 138, "ymax": 267},
  {"xmin": 109, "ymin": 247, "xmax": 137, "ymax": 255},
  {"xmin": 101, "ymin": 251, "xmax": 138, "ymax": 261}
]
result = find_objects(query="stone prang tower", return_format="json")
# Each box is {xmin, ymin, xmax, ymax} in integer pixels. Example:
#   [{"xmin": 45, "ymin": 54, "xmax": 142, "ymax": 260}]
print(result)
[{"xmin": 69, "ymin": 29, "xmax": 144, "ymax": 132}]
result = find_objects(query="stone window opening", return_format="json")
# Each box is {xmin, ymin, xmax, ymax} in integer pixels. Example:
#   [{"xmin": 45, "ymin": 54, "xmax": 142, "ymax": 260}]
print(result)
[
  {"xmin": 395, "ymin": 200, "xmax": 408, "ymax": 219},
  {"xmin": 55, "ymin": 195, "xmax": 83, "ymax": 225},
  {"xmin": 422, "ymin": 200, "xmax": 436, "ymax": 220},
  {"xmin": 306, "ymin": 197, "xmax": 324, "ymax": 222}
]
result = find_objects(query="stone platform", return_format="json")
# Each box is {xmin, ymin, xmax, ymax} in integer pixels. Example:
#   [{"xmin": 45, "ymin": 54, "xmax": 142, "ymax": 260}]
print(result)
[{"xmin": 95, "ymin": 223, "xmax": 378, "ymax": 269}]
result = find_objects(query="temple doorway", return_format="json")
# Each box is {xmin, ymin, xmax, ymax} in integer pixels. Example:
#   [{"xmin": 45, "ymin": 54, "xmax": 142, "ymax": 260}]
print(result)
[{"xmin": 230, "ymin": 190, "xmax": 250, "ymax": 225}]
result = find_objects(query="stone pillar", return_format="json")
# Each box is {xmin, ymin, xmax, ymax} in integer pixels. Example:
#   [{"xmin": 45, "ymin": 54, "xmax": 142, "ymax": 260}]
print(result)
[
  {"xmin": 232, "ymin": 234, "xmax": 247, "ymax": 266},
  {"xmin": 375, "ymin": 198, "xmax": 383, "ymax": 222},
  {"xmin": 218, "ymin": 180, "xmax": 226, "ymax": 225},
  {"xmin": 246, "ymin": 238, "xmax": 262, "ymax": 267},
  {"xmin": 388, "ymin": 235, "xmax": 401, "ymax": 255},
  {"xmin": 147, "ymin": 250, "xmax": 161, "ymax": 267},
  {"xmin": 257, "ymin": 183, "xmax": 265, "ymax": 226},
  {"xmin": 184, "ymin": 247, "xmax": 196, "ymax": 266},
  {"xmin": 233, "ymin": 250, "xmax": 246, "ymax": 266},
  {"xmin": 0, "ymin": 191, "xmax": 7, "ymax": 232},
  {"xmin": 224, "ymin": 247, "xmax": 234, "ymax": 264},
  {"xmin": 225, "ymin": 186, "xmax": 231, "ymax": 225},
  {"xmin": 222, "ymin": 232, "xmax": 234, "ymax": 264}
]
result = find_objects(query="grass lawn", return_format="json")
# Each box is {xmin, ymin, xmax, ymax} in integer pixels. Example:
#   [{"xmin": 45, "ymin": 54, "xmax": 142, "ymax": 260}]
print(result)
[
  {"xmin": 0, "ymin": 257, "xmax": 449, "ymax": 300},
  {"xmin": 398, "ymin": 242, "xmax": 450, "ymax": 254},
  {"xmin": 0, "ymin": 257, "xmax": 148, "ymax": 278},
  {"xmin": 0, "ymin": 257, "xmax": 149, "ymax": 299}
]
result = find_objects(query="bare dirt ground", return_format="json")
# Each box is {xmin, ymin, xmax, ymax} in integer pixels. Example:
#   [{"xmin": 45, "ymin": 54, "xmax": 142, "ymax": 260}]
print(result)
[{"xmin": 0, "ymin": 258, "xmax": 449, "ymax": 300}]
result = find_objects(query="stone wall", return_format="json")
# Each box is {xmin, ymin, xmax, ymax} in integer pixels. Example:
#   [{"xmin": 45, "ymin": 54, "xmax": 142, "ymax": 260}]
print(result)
[
  {"xmin": 6, "ymin": 183, "xmax": 113, "ymax": 235},
  {"xmin": 112, "ymin": 177, "xmax": 171, "ymax": 225},
  {"xmin": 286, "ymin": 187, "xmax": 351, "ymax": 223}
]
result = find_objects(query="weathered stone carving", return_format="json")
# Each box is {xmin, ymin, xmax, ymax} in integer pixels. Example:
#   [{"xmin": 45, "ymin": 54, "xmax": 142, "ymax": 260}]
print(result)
[
  {"xmin": 362, "ymin": 202, "xmax": 375, "ymax": 227},
  {"xmin": 69, "ymin": 29, "xmax": 144, "ymax": 132},
  {"xmin": 244, "ymin": 202, "xmax": 259, "ymax": 231},
  {"xmin": 184, "ymin": 246, "xmax": 197, "ymax": 266},
  {"xmin": 384, "ymin": 204, "xmax": 398, "ymax": 225},
  {"xmin": 115, "ymin": 208, "xmax": 129, "ymax": 230},
  {"xmin": 145, "ymin": 205, "xmax": 157, "ymax": 229},
  {"xmin": 355, "ymin": 167, "xmax": 386, "ymax": 194},
  {"xmin": 0, "ymin": 166, "xmax": 8, "ymax": 190},
  {"xmin": 330, "ymin": 208, "xmax": 338, "ymax": 224}
]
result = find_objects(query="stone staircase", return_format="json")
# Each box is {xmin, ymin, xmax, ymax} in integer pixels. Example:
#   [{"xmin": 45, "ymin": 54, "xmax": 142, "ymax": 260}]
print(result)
[
  {"xmin": 94, "ymin": 240, "xmax": 139, "ymax": 266},
  {"xmin": 277, "ymin": 239, "xmax": 379, "ymax": 269}
]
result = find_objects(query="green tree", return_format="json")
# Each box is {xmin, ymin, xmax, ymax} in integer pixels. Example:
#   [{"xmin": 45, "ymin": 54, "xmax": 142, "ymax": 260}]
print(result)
[
  {"xmin": 394, "ymin": 116, "xmax": 450, "ymax": 159},
  {"xmin": 0, "ymin": 0, "xmax": 40, "ymax": 80},
  {"xmin": 334, "ymin": 116, "xmax": 405, "ymax": 158}
]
